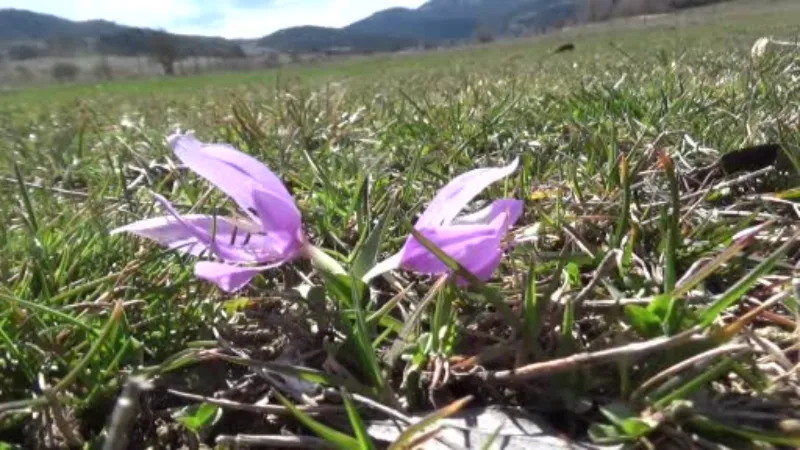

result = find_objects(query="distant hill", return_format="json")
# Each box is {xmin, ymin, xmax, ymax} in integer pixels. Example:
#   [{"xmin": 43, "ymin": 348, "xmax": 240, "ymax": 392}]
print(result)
[
  {"xmin": 2, "ymin": 0, "xmax": 737, "ymax": 58},
  {"xmin": 0, "ymin": 8, "xmax": 245, "ymax": 60},
  {"xmin": 259, "ymin": 0, "xmax": 581, "ymax": 51},
  {"xmin": 257, "ymin": 26, "xmax": 418, "ymax": 54},
  {"xmin": 0, "ymin": 8, "xmax": 127, "ymax": 41},
  {"xmin": 346, "ymin": 8, "xmax": 479, "ymax": 42}
]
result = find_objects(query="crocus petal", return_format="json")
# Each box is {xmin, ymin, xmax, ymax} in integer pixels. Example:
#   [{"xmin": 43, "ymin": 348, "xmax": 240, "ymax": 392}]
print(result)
[
  {"xmin": 169, "ymin": 133, "xmax": 298, "ymax": 213},
  {"xmin": 194, "ymin": 261, "xmax": 284, "ymax": 292},
  {"xmin": 452, "ymin": 199, "xmax": 524, "ymax": 227},
  {"xmin": 398, "ymin": 216, "xmax": 508, "ymax": 279},
  {"xmin": 148, "ymin": 194, "xmax": 281, "ymax": 263},
  {"xmin": 111, "ymin": 214, "xmax": 216, "ymax": 257},
  {"xmin": 169, "ymin": 135, "xmax": 264, "ymax": 219},
  {"xmin": 416, "ymin": 157, "xmax": 519, "ymax": 228},
  {"xmin": 361, "ymin": 253, "xmax": 403, "ymax": 282},
  {"xmin": 252, "ymin": 187, "xmax": 304, "ymax": 259}
]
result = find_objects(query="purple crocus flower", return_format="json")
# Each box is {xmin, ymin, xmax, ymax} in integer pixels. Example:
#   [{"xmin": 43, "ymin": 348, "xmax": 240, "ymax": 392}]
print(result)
[
  {"xmin": 112, "ymin": 132, "xmax": 306, "ymax": 292},
  {"xmin": 364, "ymin": 158, "xmax": 523, "ymax": 283}
]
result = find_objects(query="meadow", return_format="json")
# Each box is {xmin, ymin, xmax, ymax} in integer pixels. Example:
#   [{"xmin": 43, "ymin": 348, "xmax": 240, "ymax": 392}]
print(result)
[{"xmin": 1, "ymin": 0, "xmax": 800, "ymax": 448}]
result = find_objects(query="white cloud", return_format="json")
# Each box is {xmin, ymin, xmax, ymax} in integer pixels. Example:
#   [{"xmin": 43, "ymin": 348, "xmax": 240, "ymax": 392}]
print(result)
[{"xmin": 1, "ymin": 0, "xmax": 428, "ymax": 38}]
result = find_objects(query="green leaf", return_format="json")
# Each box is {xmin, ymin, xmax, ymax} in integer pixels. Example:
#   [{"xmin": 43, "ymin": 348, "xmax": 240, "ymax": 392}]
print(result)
[
  {"xmin": 222, "ymin": 297, "xmax": 253, "ymax": 315},
  {"xmin": 352, "ymin": 196, "xmax": 397, "ymax": 279},
  {"xmin": 341, "ymin": 273, "xmax": 389, "ymax": 394},
  {"xmin": 175, "ymin": 403, "xmax": 220, "ymax": 432},
  {"xmin": 699, "ymin": 231, "xmax": 799, "ymax": 328},
  {"xmin": 646, "ymin": 292, "xmax": 671, "ymax": 322},
  {"xmin": 622, "ymin": 418, "xmax": 655, "ymax": 438},
  {"xmin": 599, "ymin": 402, "xmax": 637, "ymax": 428},
  {"xmin": 613, "ymin": 154, "xmax": 631, "ymax": 249},
  {"xmin": 689, "ymin": 414, "xmax": 800, "ymax": 447},
  {"xmin": 342, "ymin": 390, "xmax": 375, "ymax": 450},
  {"xmin": 625, "ymin": 305, "xmax": 662, "ymax": 338},
  {"xmin": 388, "ymin": 396, "xmax": 472, "ymax": 450},
  {"xmin": 275, "ymin": 391, "xmax": 361, "ymax": 450},
  {"xmin": 654, "ymin": 358, "xmax": 735, "ymax": 408},
  {"xmin": 588, "ymin": 423, "xmax": 632, "ymax": 444},
  {"xmin": 522, "ymin": 262, "xmax": 543, "ymax": 356},
  {"xmin": 322, "ymin": 271, "xmax": 368, "ymax": 310}
]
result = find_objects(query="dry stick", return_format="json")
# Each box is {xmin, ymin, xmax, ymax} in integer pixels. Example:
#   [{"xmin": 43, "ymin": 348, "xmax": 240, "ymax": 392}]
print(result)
[
  {"xmin": 0, "ymin": 175, "xmax": 93, "ymax": 199},
  {"xmin": 560, "ymin": 223, "xmax": 596, "ymax": 259},
  {"xmin": 63, "ymin": 299, "xmax": 146, "ymax": 311},
  {"xmin": 582, "ymin": 295, "xmax": 715, "ymax": 309},
  {"xmin": 166, "ymin": 389, "xmax": 342, "ymax": 415},
  {"xmin": 102, "ymin": 377, "xmax": 152, "ymax": 450},
  {"xmin": 639, "ymin": 166, "xmax": 777, "ymax": 225},
  {"xmin": 572, "ymin": 249, "xmax": 619, "ymax": 310},
  {"xmin": 41, "ymin": 382, "xmax": 83, "ymax": 448},
  {"xmin": 633, "ymin": 290, "xmax": 796, "ymax": 402},
  {"xmin": 478, "ymin": 326, "xmax": 705, "ymax": 382},
  {"xmin": 747, "ymin": 329, "xmax": 794, "ymax": 372},
  {"xmin": 630, "ymin": 343, "xmax": 751, "ymax": 401},
  {"xmin": 215, "ymin": 434, "xmax": 337, "ymax": 449}
]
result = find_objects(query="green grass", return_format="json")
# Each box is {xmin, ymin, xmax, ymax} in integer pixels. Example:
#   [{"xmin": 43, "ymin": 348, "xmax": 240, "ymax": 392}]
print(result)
[{"xmin": 2, "ymin": 1, "xmax": 800, "ymax": 448}]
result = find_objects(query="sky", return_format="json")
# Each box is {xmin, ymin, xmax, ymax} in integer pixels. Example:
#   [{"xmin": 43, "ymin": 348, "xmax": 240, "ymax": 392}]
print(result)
[{"xmin": 1, "ymin": 0, "xmax": 428, "ymax": 39}]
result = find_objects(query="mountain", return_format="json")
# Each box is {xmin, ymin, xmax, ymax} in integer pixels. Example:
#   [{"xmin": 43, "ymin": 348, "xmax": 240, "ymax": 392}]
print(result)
[
  {"xmin": 0, "ymin": 8, "xmax": 245, "ymax": 59},
  {"xmin": 0, "ymin": 8, "xmax": 127, "ymax": 41},
  {"xmin": 258, "ymin": 0, "xmax": 581, "ymax": 52},
  {"xmin": 257, "ymin": 25, "xmax": 418, "ymax": 54},
  {"xmin": 2, "ymin": 1, "xmax": 579, "ymax": 57},
  {"xmin": 2, "ymin": 1, "xmax": 730, "ymax": 59},
  {"xmin": 346, "ymin": 8, "xmax": 479, "ymax": 42}
]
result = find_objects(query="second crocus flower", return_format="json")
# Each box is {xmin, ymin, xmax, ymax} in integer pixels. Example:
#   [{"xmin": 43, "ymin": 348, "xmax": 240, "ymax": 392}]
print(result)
[{"xmin": 365, "ymin": 158, "xmax": 523, "ymax": 283}]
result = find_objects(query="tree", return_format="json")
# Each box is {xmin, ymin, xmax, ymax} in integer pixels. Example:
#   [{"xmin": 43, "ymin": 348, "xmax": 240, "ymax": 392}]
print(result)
[
  {"xmin": 581, "ymin": 0, "xmax": 616, "ymax": 22},
  {"xmin": 474, "ymin": 25, "xmax": 494, "ymax": 44},
  {"xmin": 46, "ymin": 36, "xmax": 86, "ymax": 57},
  {"xmin": 51, "ymin": 62, "xmax": 80, "ymax": 83},
  {"xmin": 8, "ymin": 44, "xmax": 42, "ymax": 61},
  {"xmin": 149, "ymin": 31, "xmax": 179, "ymax": 76},
  {"xmin": 93, "ymin": 57, "xmax": 114, "ymax": 81}
]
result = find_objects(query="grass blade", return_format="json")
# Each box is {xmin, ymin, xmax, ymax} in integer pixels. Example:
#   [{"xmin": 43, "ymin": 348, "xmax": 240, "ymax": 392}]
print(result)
[
  {"xmin": 699, "ymin": 231, "xmax": 799, "ymax": 328},
  {"xmin": 341, "ymin": 390, "xmax": 375, "ymax": 450},
  {"xmin": 388, "ymin": 396, "xmax": 472, "ymax": 450},
  {"xmin": 274, "ymin": 391, "xmax": 360, "ymax": 450}
]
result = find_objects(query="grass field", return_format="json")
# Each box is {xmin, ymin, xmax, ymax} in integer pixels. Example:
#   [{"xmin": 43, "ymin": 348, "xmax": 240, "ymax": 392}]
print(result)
[{"xmin": 2, "ymin": 1, "xmax": 800, "ymax": 448}]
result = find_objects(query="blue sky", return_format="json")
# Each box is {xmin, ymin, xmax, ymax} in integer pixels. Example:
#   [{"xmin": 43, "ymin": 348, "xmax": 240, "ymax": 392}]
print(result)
[{"xmin": 1, "ymin": 0, "xmax": 427, "ymax": 38}]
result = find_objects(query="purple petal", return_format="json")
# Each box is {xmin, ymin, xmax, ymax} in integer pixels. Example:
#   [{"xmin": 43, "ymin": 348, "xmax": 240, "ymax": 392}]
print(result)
[
  {"xmin": 170, "ymin": 135, "xmax": 261, "ymax": 218},
  {"xmin": 169, "ymin": 133, "xmax": 297, "ymax": 211},
  {"xmin": 399, "ymin": 211, "xmax": 514, "ymax": 281},
  {"xmin": 194, "ymin": 261, "xmax": 283, "ymax": 292},
  {"xmin": 452, "ymin": 199, "xmax": 523, "ymax": 227},
  {"xmin": 146, "ymin": 194, "xmax": 281, "ymax": 263},
  {"xmin": 416, "ymin": 158, "xmax": 519, "ymax": 228},
  {"xmin": 252, "ymin": 187, "xmax": 304, "ymax": 259},
  {"xmin": 111, "ymin": 214, "xmax": 216, "ymax": 257}
]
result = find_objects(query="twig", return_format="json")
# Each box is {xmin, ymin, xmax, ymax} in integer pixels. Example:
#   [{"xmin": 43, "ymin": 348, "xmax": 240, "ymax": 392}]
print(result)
[
  {"xmin": 63, "ymin": 299, "xmax": 146, "ymax": 311},
  {"xmin": 166, "ymin": 388, "xmax": 342, "ymax": 415},
  {"xmin": 215, "ymin": 434, "xmax": 337, "ymax": 449},
  {"xmin": 0, "ymin": 176, "xmax": 94, "ymax": 199},
  {"xmin": 573, "ymin": 249, "xmax": 619, "ymax": 310},
  {"xmin": 102, "ymin": 376, "xmax": 152, "ymax": 450},
  {"xmin": 41, "ymin": 378, "xmax": 83, "ymax": 448},
  {"xmin": 630, "ymin": 343, "xmax": 750, "ymax": 401},
  {"xmin": 581, "ymin": 295, "xmax": 713, "ymax": 309},
  {"xmin": 477, "ymin": 327, "xmax": 705, "ymax": 382}
]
